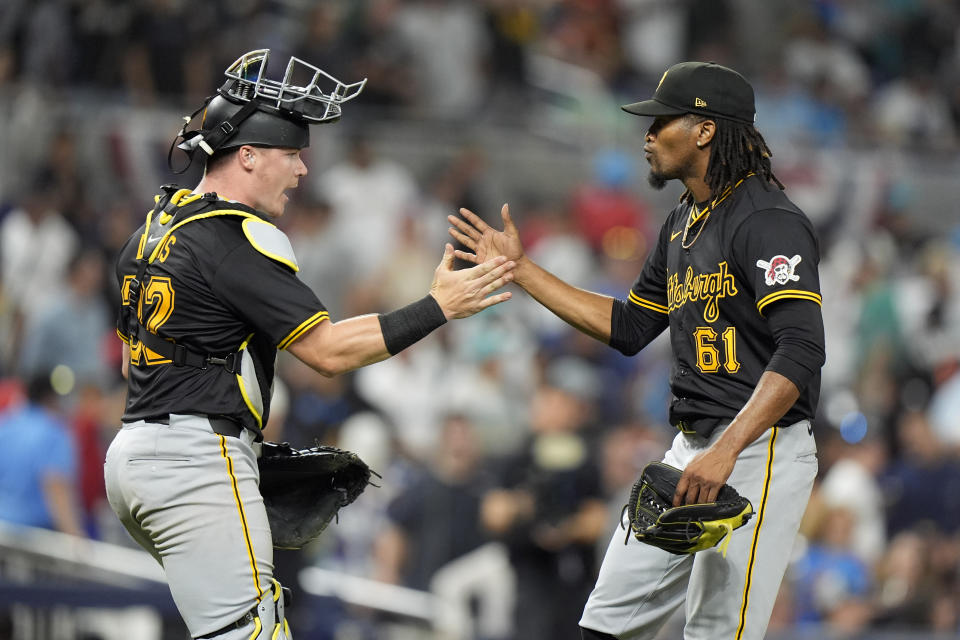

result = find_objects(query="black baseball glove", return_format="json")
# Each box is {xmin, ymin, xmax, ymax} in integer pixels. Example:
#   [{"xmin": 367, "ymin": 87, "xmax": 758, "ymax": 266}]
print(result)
[
  {"xmin": 621, "ymin": 461, "xmax": 753, "ymax": 555},
  {"xmin": 258, "ymin": 441, "xmax": 377, "ymax": 549}
]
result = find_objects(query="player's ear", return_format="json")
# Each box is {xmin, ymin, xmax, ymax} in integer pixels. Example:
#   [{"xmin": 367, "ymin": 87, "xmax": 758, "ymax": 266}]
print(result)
[
  {"xmin": 238, "ymin": 145, "xmax": 257, "ymax": 170},
  {"xmin": 695, "ymin": 119, "xmax": 716, "ymax": 148}
]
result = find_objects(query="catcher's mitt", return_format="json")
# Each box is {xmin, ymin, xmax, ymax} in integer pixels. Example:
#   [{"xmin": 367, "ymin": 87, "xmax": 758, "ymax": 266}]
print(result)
[
  {"xmin": 621, "ymin": 462, "xmax": 753, "ymax": 556},
  {"xmin": 258, "ymin": 442, "xmax": 377, "ymax": 549}
]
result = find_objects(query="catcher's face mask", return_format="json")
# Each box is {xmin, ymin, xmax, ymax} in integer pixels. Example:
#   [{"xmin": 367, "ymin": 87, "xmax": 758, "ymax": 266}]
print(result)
[
  {"xmin": 219, "ymin": 49, "xmax": 366, "ymax": 125},
  {"xmin": 170, "ymin": 49, "xmax": 366, "ymax": 173}
]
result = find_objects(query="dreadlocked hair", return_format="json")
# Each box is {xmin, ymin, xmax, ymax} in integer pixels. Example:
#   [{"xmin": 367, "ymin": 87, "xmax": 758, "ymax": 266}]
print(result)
[{"xmin": 684, "ymin": 115, "xmax": 784, "ymax": 204}]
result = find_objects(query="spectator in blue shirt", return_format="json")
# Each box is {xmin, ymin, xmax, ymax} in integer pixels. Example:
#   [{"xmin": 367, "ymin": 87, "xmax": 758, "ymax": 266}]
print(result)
[{"xmin": 0, "ymin": 374, "xmax": 83, "ymax": 536}]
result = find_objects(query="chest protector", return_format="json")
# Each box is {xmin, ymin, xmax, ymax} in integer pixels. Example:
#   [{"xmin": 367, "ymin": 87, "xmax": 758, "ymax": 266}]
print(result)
[{"xmin": 123, "ymin": 185, "xmax": 299, "ymax": 426}]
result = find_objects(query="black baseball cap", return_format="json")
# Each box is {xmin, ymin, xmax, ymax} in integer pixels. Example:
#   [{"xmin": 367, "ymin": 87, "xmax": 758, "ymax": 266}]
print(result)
[{"xmin": 622, "ymin": 61, "xmax": 756, "ymax": 125}]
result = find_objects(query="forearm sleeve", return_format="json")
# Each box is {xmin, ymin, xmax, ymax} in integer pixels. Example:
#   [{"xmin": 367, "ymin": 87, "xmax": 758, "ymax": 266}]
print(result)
[
  {"xmin": 764, "ymin": 298, "xmax": 825, "ymax": 391},
  {"xmin": 378, "ymin": 294, "xmax": 447, "ymax": 355},
  {"xmin": 609, "ymin": 298, "xmax": 669, "ymax": 356}
]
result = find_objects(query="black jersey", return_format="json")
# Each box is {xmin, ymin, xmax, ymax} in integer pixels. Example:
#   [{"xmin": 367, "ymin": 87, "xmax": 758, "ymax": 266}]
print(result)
[
  {"xmin": 627, "ymin": 174, "xmax": 822, "ymax": 436},
  {"xmin": 115, "ymin": 187, "xmax": 328, "ymax": 435}
]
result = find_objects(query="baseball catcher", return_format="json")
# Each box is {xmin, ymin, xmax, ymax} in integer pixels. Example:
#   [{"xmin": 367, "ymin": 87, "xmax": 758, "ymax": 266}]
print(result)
[
  {"xmin": 621, "ymin": 462, "xmax": 753, "ymax": 556},
  {"xmin": 258, "ymin": 442, "xmax": 378, "ymax": 549},
  {"xmin": 106, "ymin": 47, "xmax": 516, "ymax": 640}
]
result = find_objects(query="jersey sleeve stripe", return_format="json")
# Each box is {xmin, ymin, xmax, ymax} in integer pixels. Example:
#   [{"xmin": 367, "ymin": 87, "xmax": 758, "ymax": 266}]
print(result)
[
  {"xmin": 756, "ymin": 290, "xmax": 822, "ymax": 314},
  {"xmin": 628, "ymin": 291, "xmax": 669, "ymax": 314},
  {"xmin": 116, "ymin": 328, "xmax": 130, "ymax": 344},
  {"xmin": 278, "ymin": 311, "xmax": 330, "ymax": 350}
]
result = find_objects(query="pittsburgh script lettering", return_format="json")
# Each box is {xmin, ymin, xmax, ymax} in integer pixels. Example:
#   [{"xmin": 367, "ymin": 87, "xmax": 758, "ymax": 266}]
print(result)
[{"xmin": 667, "ymin": 261, "xmax": 738, "ymax": 322}]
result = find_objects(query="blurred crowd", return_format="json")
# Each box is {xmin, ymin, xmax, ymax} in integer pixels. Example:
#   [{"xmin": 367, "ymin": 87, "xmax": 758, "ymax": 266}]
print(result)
[
  {"xmin": 1, "ymin": 1, "xmax": 960, "ymax": 639},
  {"xmin": 4, "ymin": 0, "xmax": 960, "ymax": 149}
]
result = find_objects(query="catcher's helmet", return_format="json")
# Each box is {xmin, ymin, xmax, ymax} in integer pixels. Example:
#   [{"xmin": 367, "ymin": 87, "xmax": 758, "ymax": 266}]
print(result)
[
  {"xmin": 170, "ymin": 49, "xmax": 366, "ymax": 172},
  {"xmin": 195, "ymin": 95, "xmax": 311, "ymax": 152}
]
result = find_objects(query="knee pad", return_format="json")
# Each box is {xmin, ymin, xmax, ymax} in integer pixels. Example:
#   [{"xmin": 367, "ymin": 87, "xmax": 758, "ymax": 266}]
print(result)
[{"xmin": 203, "ymin": 580, "xmax": 291, "ymax": 640}]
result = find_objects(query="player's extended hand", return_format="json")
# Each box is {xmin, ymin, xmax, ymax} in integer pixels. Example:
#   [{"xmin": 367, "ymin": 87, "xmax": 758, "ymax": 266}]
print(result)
[
  {"xmin": 448, "ymin": 204, "xmax": 525, "ymax": 267},
  {"xmin": 673, "ymin": 447, "xmax": 737, "ymax": 507},
  {"xmin": 430, "ymin": 243, "xmax": 515, "ymax": 319}
]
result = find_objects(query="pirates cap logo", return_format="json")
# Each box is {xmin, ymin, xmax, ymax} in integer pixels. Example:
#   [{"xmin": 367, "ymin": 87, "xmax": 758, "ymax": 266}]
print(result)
[{"xmin": 756, "ymin": 254, "xmax": 801, "ymax": 286}]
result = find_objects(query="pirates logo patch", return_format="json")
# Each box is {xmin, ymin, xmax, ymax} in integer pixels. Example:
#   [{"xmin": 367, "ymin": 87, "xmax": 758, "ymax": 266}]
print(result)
[{"xmin": 756, "ymin": 254, "xmax": 801, "ymax": 286}]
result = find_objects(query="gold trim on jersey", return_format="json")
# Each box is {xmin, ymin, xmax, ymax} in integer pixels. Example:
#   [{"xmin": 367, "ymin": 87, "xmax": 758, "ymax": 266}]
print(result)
[
  {"xmin": 278, "ymin": 310, "xmax": 330, "ymax": 350},
  {"xmin": 756, "ymin": 289, "xmax": 822, "ymax": 315},
  {"xmin": 142, "ymin": 191, "xmax": 300, "ymax": 275},
  {"xmin": 627, "ymin": 291, "xmax": 669, "ymax": 314},
  {"xmin": 687, "ymin": 184, "xmax": 732, "ymax": 226},
  {"xmin": 147, "ymin": 209, "xmax": 260, "ymax": 263},
  {"xmin": 235, "ymin": 334, "xmax": 263, "ymax": 430},
  {"xmin": 735, "ymin": 426, "xmax": 778, "ymax": 640},
  {"xmin": 218, "ymin": 434, "xmax": 265, "ymax": 601}
]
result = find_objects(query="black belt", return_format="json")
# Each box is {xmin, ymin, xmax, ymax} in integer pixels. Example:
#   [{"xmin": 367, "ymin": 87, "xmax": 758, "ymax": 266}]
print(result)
[{"xmin": 141, "ymin": 414, "xmax": 243, "ymax": 438}]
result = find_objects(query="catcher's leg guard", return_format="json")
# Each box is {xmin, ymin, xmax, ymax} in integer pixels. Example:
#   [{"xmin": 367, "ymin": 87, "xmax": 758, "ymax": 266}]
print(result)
[{"xmin": 199, "ymin": 580, "xmax": 291, "ymax": 639}]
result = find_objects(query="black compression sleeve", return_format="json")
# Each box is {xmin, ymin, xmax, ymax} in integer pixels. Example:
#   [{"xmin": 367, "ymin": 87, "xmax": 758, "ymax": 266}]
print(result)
[
  {"xmin": 764, "ymin": 298, "xmax": 825, "ymax": 391},
  {"xmin": 609, "ymin": 298, "xmax": 670, "ymax": 356},
  {"xmin": 378, "ymin": 294, "xmax": 448, "ymax": 355}
]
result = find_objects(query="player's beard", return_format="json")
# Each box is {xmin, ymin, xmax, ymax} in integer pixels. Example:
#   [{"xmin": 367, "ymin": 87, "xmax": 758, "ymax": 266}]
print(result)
[{"xmin": 647, "ymin": 171, "xmax": 669, "ymax": 190}]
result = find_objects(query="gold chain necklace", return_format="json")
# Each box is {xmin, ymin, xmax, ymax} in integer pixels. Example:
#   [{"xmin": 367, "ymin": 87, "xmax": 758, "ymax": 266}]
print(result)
[
  {"xmin": 681, "ymin": 206, "xmax": 712, "ymax": 249},
  {"xmin": 680, "ymin": 174, "xmax": 753, "ymax": 250}
]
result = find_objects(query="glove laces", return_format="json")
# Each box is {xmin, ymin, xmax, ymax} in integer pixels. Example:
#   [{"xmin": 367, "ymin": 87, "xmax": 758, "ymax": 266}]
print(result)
[{"xmin": 716, "ymin": 522, "xmax": 734, "ymax": 557}]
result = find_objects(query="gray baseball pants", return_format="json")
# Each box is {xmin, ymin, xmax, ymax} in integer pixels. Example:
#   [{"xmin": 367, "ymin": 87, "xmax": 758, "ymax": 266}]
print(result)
[
  {"xmin": 580, "ymin": 420, "xmax": 817, "ymax": 640},
  {"xmin": 104, "ymin": 413, "xmax": 274, "ymax": 638}
]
